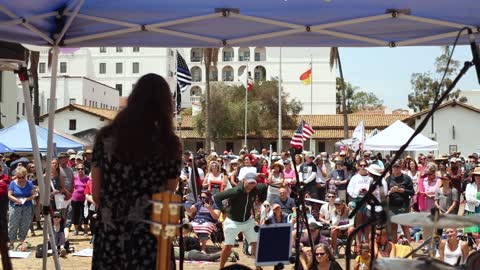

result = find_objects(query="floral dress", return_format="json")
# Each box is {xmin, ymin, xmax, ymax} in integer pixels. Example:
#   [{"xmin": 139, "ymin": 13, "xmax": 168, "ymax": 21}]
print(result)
[{"xmin": 92, "ymin": 138, "xmax": 181, "ymax": 270}]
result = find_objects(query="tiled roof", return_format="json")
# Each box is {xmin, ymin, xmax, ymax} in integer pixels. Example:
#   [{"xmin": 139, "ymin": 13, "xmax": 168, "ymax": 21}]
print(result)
[
  {"xmin": 178, "ymin": 114, "xmax": 408, "ymax": 129},
  {"xmin": 39, "ymin": 104, "xmax": 118, "ymax": 121}
]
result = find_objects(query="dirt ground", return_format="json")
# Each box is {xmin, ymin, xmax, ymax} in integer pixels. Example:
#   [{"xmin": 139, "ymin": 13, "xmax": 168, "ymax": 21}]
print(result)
[{"xmin": 9, "ymin": 230, "xmax": 353, "ymax": 270}]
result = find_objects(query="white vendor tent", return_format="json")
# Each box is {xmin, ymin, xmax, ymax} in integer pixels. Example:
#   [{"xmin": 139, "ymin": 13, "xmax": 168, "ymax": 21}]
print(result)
[{"xmin": 364, "ymin": 120, "xmax": 438, "ymax": 151}]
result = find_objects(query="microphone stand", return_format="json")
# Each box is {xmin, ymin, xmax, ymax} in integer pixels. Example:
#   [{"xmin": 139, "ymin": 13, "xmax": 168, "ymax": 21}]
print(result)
[{"xmin": 290, "ymin": 148, "xmax": 316, "ymax": 270}]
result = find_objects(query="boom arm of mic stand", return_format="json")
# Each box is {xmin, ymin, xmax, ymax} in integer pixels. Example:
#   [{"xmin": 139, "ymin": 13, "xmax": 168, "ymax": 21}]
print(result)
[{"xmin": 350, "ymin": 61, "xmax": 473, "ymax": 220}]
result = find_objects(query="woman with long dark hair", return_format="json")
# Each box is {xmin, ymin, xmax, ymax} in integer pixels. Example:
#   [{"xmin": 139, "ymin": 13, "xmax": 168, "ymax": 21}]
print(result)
[{"xmin": 91, "ymin": 74, "xmax": 182, "ymax": 270}]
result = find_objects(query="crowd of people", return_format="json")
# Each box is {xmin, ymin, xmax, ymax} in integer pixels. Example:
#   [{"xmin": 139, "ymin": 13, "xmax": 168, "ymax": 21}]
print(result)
[
  {"xmin": 179, "ymin": 147, "xmax": 480, "ymax": 269},
  {"xmin": 0, "ymin": 149, "xmax": 95, "ymax": 256}
]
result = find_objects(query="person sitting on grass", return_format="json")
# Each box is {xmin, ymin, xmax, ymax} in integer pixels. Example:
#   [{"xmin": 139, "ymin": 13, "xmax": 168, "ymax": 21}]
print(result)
[
  {"xmin": 51, "ymin": 211, "xmax": 70, "ymax": 257},
  {"xmin": 174, "ymin": 223, "xmax": 238, "ymax": 262},
  {"xmin": 354, "ymin": 243, "xmax": 372, "ymax": 270}
]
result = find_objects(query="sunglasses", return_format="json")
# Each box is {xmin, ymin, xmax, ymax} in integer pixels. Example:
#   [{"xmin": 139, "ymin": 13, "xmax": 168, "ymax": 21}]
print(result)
[
  {"xmin": 315, "ymin": 252, "xmax": 326, "ymax": 257},
  {"xmin": 53, "ymin": 216, "xmax": 61, "ymax": 219},
  {"xmin": 200, "ymin": 197, "xmax": 208, "ymax": 199},
  {"xmin": 327, "ymin": 196, "xmax": 335, "ymax": 198},
  {"xmin": 359, "ymin": 164, "xmax": 367, "ymax": 167},
  {"xmin": 77, "ymin": 168, "xmax": 84, "ymax": 170}
]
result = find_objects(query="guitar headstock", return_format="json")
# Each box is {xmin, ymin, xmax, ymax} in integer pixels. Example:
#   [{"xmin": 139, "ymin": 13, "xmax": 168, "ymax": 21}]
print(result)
[{"xmin": 150, "ymin": 191, "xmax": 182, "ymax": 270}]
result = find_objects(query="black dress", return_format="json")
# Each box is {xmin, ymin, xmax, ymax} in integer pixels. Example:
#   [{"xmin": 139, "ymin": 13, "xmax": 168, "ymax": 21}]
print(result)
[{"xmin": 91, "ymin": 138, "xmax": 181, "ymax": 270}]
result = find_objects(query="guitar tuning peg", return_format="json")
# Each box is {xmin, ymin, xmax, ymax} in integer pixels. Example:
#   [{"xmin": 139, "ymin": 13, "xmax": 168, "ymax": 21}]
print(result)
[
  {"xmin": 152, "ymin": 223, "xmax": 162, "ymax": 236},
  {"xmin": 153, "ymin": 202, "xmax": 163, "ymax": 214},
  {"xmin": 164, "ymin": 225, "xmax": 177, "ymax": 238}
]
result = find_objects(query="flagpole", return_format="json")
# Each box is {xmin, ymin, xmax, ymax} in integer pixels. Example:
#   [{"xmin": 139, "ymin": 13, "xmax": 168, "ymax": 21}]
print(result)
[
  {"xmin": 278, "ymin": 47, "xmax": 282, "ymax": 153},
  {"xmin": 174, "ymin": 50, "xmax": 179, "ymax": 131},
  {"xmin": 244, "ymin": 65, "xmax": 248, "ymax": 150},
  {"xmin": 310, "ymin": 55, "xmax": 313, "ymax": 152}
]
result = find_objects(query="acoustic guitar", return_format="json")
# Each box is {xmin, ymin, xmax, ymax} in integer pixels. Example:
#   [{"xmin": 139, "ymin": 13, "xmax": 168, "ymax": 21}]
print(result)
[{"xmin": 150, "ymin": 191, "xmax": 182, "ymax": 270}]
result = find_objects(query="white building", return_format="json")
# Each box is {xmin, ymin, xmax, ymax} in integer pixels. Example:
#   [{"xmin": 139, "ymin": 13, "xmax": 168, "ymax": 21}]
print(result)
[
  {"xmin": 0, "ymin": 71, "xmax": 19, "ymax": 128},
  {"xmin": 37, "ymin": 47, "xmax": 174, "ymax": 97},
  {"xmin": 185, "ymin": 47, "xmax": 336, "ymax": 114},
  {"xmin": 404, "ymin": 100, "xmax": 480, "ymax": 154},
  {"xmin": 39, "ymin": 104, "xmax": 117, "ymax": 142},
  {"xmin": 16, "ymin": 75, "xmax": 119, "ymax": 122},
  {"xmin": 36, "ymin": 47, "xmax": 336, "ymax": 115}
]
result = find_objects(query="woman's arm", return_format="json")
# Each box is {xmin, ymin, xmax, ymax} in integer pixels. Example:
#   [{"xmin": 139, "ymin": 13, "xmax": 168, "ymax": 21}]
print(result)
[
  {"xmin": 438, "ymin": 240, "xmax": 445, "ymax": 262},
  {"xmin": 8, "ymin": 189, "xmax": 22, "ymax": 204},
  {"xmin": 229, "ymin": 172, "xmax": 238, "ymax": 187},
  {"xmin": 202, "ymin": 174, "xmax": 209, "ymax": 189}
]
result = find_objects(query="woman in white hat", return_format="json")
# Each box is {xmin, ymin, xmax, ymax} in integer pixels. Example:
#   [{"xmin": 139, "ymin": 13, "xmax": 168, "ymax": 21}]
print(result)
[{"xmin": 267, "ymin": 162, "xmax": 284, "ymax": 204}]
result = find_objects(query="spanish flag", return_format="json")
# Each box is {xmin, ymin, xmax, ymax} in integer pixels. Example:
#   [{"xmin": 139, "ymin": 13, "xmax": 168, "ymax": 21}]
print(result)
[{"xmin": 299, "ymin": 68, "xmax": 312, "ymax": 85}]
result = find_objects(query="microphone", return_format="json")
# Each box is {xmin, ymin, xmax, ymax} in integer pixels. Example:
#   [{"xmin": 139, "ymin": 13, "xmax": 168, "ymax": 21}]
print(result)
[{"xmin": 468, "ymin": 28, "xmax": 480, "ymax": 84}]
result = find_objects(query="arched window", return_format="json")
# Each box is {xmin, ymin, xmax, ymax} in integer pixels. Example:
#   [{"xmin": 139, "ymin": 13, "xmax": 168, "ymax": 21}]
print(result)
[
  {"xmin": 222, "ymin": 66, "xmax": 234, "ymax": 81},
  {"xmin": 254, "ymin": 66, "xmax": 266, "ymax": 82},
  {"xmin": 190, "ymin": 86, "xmax": 202, "ymax": 96},
  {"xmin": 191, "ymin": 66, "xmax": 202, "ymax": 82},
  {"xmin": 238, "ymin": 66, "xmax": 247, "ymax": 77}
]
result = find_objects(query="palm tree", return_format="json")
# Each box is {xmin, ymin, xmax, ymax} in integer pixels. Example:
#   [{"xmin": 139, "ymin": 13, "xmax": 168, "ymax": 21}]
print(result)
[
  {"xmin": 330, "ymin": 47, "xmax": 349, "ymax": 139},
  {"xmin": 202, "ymin": 48, "xmax": 219, "ymax": 152}
]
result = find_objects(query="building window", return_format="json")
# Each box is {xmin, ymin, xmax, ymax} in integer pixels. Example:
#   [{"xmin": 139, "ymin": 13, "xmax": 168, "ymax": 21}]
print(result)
[
  {"xmin": 59, "ymin": 62, "xmax": 67, "ymax": 73},
  {"xmin": 223, "ymin": 48, "xmax": 234, "ymax": 62},
  {"xmin": 69, "ymin": 98, "xmax": 76, "ymax": 105},
  {"xmin": 89, "ymin": 100, "xmax": 92, "ymax": 106},
  {"xmin": 99, "ymin": 63, "xmax": 106, "ymax": 74},
  {"xmin": 22, "ymin": 103, "xmax": 25, "ymax": 116},
  {"xmin": 39, "ymin": 62, "xmax": 46, "ymax": 73},
  {"xmin": 132, "ymin": 47, "xmax": 140, "ymax": 52},
  {"xmin": 16, "ymin": 102, "xmax": 19, "ymax": 115},
  {"xmin": 116, "ymin": 47, "xmax": 123, "ymax": 52},
  {"xmin": 132, "ymin": 62, "xmax": 139, "ymax": 74},
  {"xmin": 84, "ymin": 99, "xmax": 87, "ymax": 105},
  {"xmin": 115, "ymin": 84, "xmax": 123, "ymax": 96},
  {"xmin": 116, "ymin": 63, "xmax": 123, "ymax": 74},
  {"xmin": 100, "ymin": 47, "xmax": 106, "ymax": 53},
  {"xmin": 69, "ymin": 119, "xmax": 76, "ymax": 130}
]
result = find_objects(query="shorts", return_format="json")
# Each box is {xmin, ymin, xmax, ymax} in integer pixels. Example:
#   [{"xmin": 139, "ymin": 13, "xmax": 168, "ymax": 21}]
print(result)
[
  {"xmin": 223, "ymin": 217, "xmax": 258, "ymax": 246},
  {"xmin": 197, "ymin": 232, "xmax": 209, "ymax": 241},
  {"xmin": 388, "ymin": 206, "xmax": 408, "ymax": 216}
]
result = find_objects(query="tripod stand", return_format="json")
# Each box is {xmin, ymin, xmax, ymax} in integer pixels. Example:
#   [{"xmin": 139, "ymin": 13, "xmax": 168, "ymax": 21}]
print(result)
[
  {"xmin": 16, "ymin": 66, "xmax": 61, "ymax": 270},
  {"xmin": 290, "ymin": 149, "xmax": 316, "ymax": 270}
]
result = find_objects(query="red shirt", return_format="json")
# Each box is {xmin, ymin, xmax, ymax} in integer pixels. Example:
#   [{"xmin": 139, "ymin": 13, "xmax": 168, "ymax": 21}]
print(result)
[
  {"xmin": 0, "ymin": 173, "xmax": 11, "ymax": 196},
  {"xmin": 84, "ymin": 179, "xmax": 92, "ymax": 195}
]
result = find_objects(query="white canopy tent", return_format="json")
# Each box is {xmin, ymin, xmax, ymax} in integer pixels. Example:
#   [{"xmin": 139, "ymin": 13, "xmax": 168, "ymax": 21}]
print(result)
[{"xmin": 364, "ymin": 120, "xmax": 438, "ymax": 151}]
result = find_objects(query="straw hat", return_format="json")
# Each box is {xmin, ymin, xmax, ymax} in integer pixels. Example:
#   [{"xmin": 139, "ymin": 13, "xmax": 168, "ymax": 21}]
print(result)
[
  {"xmin": 435, "ymin": 154, "xmax": 448, "ymax": 161},
  {"xmin": 270, "ymin": 161, "xmax": 285, "ymax": 170},
  {"xmin": 473, "ymin": 167, "xmax": 480, "ymax": 175}
]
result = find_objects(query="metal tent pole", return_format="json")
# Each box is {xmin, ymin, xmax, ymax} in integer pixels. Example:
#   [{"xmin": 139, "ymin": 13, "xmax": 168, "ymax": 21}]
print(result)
[{"xmin": 42, "ymin": 46, "xmax": 62, "ymax": 270}]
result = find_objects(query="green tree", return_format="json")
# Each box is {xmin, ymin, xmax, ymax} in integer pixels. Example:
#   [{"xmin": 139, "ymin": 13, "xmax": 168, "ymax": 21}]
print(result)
[
  {"xmin": 335, "ymin": 78, "xmax": 357, "ymax": 113},
  {"xmin": 408, "ymin": 47, "xmax": 467, "ymax": 112},
  {"xmin": 194, "ymin": 81, "xmax": 302, "ymax": 141},
  {"xmin": 350, "ymin": 91, "xmax": 383, "ymax": 112}
]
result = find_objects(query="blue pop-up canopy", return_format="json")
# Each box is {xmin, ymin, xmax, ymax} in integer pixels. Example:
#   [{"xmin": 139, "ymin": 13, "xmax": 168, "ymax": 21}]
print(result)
[
  {"xmin": 0, "ymin": 120, "xmax": 83, "ymax": 153},
  {"xmin": 0, "ymin": 0, "xmax": 478, "ymax": 48}
]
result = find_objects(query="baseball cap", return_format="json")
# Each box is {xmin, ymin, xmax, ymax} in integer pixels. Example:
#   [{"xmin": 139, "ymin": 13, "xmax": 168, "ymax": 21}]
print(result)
[
  {"xmin": 272, "ymin": 203, "xmax": 281, "ymax": 210},
  {"xmin": 58, "ymin": 152, "xmax": 69, "ymax": 159},
  {"xmin": 244, "ymin": 172, "xmax": 257, "ymax": 183},
  {"xmin": 334, "ymin": 198, "xmax": 345, "ymax": 205}
]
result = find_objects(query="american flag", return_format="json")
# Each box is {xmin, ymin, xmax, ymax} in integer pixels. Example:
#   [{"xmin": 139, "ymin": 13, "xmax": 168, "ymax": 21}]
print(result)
[
  {"xmin": 290, "ymin": 121, "xmax": 315, "ymax": 149},
  {"xmin": 176, "ymin": 51, "xmax": 192, "ymax": 92}
]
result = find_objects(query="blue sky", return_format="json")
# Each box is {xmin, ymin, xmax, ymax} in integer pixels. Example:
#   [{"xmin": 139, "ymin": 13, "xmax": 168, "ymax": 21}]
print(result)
[{"xmin": 339, "ymin": 46, "xmax": 479, "ymax": 110}]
